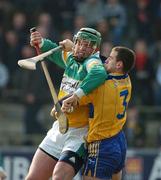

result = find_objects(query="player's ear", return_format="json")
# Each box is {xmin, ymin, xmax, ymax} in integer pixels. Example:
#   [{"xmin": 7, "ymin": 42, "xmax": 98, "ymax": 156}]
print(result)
[{"xmin": 116, "ymin": 60, "xmax": 123, "ymax": 69}]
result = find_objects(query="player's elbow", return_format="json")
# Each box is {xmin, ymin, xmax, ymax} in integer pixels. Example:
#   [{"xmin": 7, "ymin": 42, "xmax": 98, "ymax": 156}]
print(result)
[{"xmin": 99, "ymin": 69, "xmax": 107, "ymax": 83}]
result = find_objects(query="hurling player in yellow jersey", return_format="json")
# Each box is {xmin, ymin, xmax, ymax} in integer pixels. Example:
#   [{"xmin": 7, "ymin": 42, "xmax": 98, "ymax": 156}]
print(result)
[{"xmin": 62, "ymin": 46, "xmax": 136, "ymax": 180}]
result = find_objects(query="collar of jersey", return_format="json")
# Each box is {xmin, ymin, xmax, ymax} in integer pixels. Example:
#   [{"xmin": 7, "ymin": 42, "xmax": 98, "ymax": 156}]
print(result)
[{"xmin": 106, "ymin": 73, "xmax": 128, "ymax": 80}]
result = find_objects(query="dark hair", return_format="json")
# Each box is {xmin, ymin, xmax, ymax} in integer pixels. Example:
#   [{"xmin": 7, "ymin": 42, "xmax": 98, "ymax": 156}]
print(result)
[{"xmin": 113, "ymin": 46, "xmax": 136, "ymax": 73}]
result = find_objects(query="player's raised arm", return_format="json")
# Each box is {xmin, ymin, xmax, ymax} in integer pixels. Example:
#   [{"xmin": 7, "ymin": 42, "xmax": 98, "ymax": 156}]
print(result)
[{"xmin": 30, "ymin": 29, "xmax": 71, "ymax": 68}]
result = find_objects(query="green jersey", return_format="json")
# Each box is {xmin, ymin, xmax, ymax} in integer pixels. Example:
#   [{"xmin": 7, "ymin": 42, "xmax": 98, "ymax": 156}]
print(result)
[{"xmin": 41, "ymin": 39, "xmax": 107, "ymax": 127}]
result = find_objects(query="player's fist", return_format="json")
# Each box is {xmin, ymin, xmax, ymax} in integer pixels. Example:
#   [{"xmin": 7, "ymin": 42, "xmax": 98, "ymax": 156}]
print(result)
[
  {"xmin": 61, "ymin": 93, "xmax": 79, "ymax": 113},
  {"xmin": 50, "ymin": 106, "xmax": 58, "ymax": 119},
  {"xmin": 61, "ymin": 105, "xmax": 74, "ymax": 113},
  {"xmin": 59, "ymin": 39, "xmax": 74, "ymax": 52},
  {"xmin": 30, "ymin": 31, "xmax": 43, "ymax": 47}
]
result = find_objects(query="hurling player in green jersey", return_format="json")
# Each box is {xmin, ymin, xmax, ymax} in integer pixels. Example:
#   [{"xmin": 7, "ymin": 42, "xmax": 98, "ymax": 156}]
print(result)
[{"xmin": 26, "ymin": 28, "xmax": 107, "ymax": 180}]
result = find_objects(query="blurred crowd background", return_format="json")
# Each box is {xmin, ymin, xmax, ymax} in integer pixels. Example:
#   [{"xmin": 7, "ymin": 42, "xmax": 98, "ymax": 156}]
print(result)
[{"xmin": 0, "ymin": 0, "xmax": 161, "ymax": 148}]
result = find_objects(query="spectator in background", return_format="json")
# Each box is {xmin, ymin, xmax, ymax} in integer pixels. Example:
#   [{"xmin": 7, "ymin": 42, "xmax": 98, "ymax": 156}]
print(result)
[
  {"xmin": 0, "ymin": 0, "xmax": 13, "ymax": 27},
  {"xmin": 12, "ymin": 0, "xmax": 44, "ymax": 16},
  {"xmin": 126, "ymin": 106, "xmax": 146, "ymax": 147},
  {"xmin": 157, "ymin": 126, "xmax": 161, "ymax": 148},
  {"xmin": 11, "ymin": 12, "xmax": 28, "ymax": 45},
  {"xmin": 0, "ymin": 59, "xmax": 9, "ymax": 97},
  {"xmin": 57, "ymin": 0, "xmax": 76, "ymax": 30},
  {"xmin": 132, "ymin": 39, "xmax": 154, "ymax": 105},
  {"xmin": 42, "ymin": 0, "xmax": 76, "ymax": 30},
  {"xmin": 41, "ymin": 0, "xmax": 61, "ymax": 29},
  {"xmin": 101, "ymin": 41, "xmax": 113, "ymax": 58},
  {"xmin": 150, "ymin": 0, "xmax": 161, "ymax": 42},
  {"xmin": 149, "ymin": 40, "xmax": 161, "ymax": 67},
  {"xmin": 2, "ymin": 30, "xmax": 21, "ymax": 89},
  {"xmin": 36, "ymin": 12, "xmax": 59, "ymax": 42},
  {"xmin": 76, "ymin": 0, "xmax": 104, "ymax": 27},
  {"xmin": 133, "ymin": 0, "xmax": 152, "ymax": 42},
  {"xmin": 20, "ymin": 45, "xmax": 50, "ymax": 136},
  {"xmin": 73, "ymin": 15, "xmax": 86, "ymax": 34},
  {"xmin": 103, "ymin": 0, "xmax": 127, "ymax": 45},
  {"xmin": 0, "ymin": 18, "xmax": 4, "ymax": 58},
  {"xmin": 96, "ymin": 19, "xmax": 111, "ymax": 43},
  {"xmin": 154, "ymin": 59, "xmax": 161, "ymax": 106},
  {"xmin": 37, "ymin": 13, "xmax": 52, "ymax": 27},
  {"xmin": 60, "ymin": 30, "xmax": 73, "ymax": 40}
]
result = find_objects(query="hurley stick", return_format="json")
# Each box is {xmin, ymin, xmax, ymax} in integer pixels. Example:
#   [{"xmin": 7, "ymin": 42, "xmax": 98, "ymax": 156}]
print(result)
[{"xmin": 30, "ymin": 27, "xmax": 68, "ymax": 134}]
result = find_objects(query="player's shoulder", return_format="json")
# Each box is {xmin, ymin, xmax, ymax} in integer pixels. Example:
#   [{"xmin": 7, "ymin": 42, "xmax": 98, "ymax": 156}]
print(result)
[
  {"xmin": 84, "ymin": 53, "xmax": 106, "ymax": 72},
  {"xmin": 84, "ymin": 52, "xmax": 102, "ymax": 64}
]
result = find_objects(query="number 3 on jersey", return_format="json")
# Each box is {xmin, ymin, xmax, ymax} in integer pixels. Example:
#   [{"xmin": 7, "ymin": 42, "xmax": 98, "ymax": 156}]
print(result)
[{"xmin": 117, "ymin": 89, "xmax": 128, "ymax": 119}]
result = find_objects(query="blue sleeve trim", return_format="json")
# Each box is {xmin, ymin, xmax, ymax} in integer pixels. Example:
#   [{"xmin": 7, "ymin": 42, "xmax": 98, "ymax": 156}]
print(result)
[{"xmin": 89, "ymin": 103, "xmax": 94, "ymax": 118}]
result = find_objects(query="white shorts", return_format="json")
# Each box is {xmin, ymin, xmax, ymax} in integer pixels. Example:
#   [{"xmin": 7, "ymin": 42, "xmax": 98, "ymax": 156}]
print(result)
[{"xmin": 39, "ymin": 120, "xmax": 88, "ymax": 159}]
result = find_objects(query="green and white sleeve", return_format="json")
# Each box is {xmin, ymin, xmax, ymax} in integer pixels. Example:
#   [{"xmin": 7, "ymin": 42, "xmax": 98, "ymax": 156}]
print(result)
[
  {"xmin": 40, "ymin": 39, "xmax": 66, "ymax": 69},
  {"xmin": 75, "ymin": 58, "xmax": 107, "ymax": 98}
]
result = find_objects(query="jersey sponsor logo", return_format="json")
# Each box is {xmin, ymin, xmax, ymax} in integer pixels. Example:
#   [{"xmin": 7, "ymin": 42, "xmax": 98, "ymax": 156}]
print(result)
[{"xmin": 60, "ymin": 75, "xmax": 80, "ymax": 94}]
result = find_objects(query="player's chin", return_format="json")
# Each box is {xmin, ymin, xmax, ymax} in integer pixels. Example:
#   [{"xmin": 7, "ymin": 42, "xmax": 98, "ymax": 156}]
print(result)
[
  {"xmin": 105, "ymin": 66, "xmax": 111, "ymax": 72},
  {"xmin": 73, "ymin": 55, "xmax": 85, "ymax": 62},
  {"xmin": 104, "ymin": 63, "xmax": 108, "ymax": 69}
]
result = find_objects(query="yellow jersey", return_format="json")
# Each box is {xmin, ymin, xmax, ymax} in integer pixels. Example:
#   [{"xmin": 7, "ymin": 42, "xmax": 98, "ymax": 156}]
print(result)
[{"xmin": 80, "ymin": 73, "xmax": 132, "ymax": 142}]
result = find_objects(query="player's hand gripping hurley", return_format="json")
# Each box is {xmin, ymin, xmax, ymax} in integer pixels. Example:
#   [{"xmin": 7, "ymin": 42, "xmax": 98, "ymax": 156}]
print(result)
[{"xmin": 29, "ymin": 27, "xmax": 68, "ymax": 134}]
